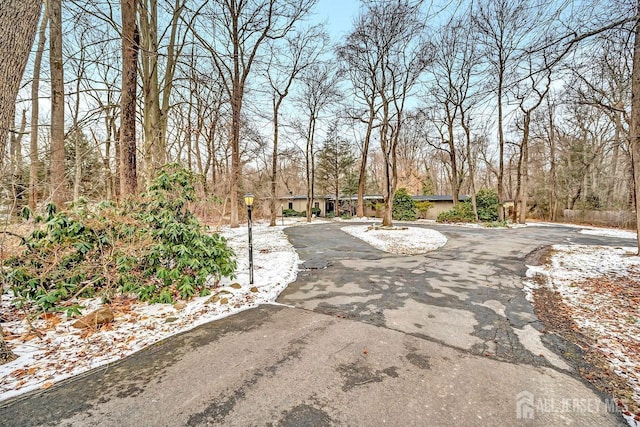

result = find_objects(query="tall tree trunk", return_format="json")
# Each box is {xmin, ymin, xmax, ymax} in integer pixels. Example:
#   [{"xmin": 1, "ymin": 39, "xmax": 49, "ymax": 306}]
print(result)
[
  {"xmin": 446, "ymin": 107, "xmax": 459, "ymax": 206},
  {"xmin": 519, "ymin": 114, "xmax": 531, "ymax": 224},
  {"xmin": 102, "ymin": 113, "xmax": 115, "ymax": 200},
  {"xmin": 208, "ymin": 117, "xmax": 218, "ymax": 190},
  {"xmin": 305, "ymin": 115, "xmax": 316, "ymax": 222},
  {"xmin": 120, "ymin": 0, "xmax": 139, "ymax": 197},
  {"xmin": 228, "ymin": 4, "xmax": 242, "ymax": 229},
  {"xmin": 497, "ymin": 67, "xmax": 505, "ymax": 221},
  {"xmin": 185, "ymin": 99, "xmax": 193, "ymax": 170},
  {"xmin": 610, "ymin": 112, "xmax": 622, "ymax": 206},
  {"xmin": 631, "ymin": 0, "xmax": 640, "ymax": 254},
  {"xmin": 10, "ymin": 110, "xmax": 27, "ymax": 214},
  {"xmin": 72, "ymin": 47, "xmax": 85, "ymax": 201},
  {"xmin": 49, "ymin": 0, "xmax": 67, "ymax": 207},
  {"xmin": 270, "ymin": 98, "xmax": 279, "ymax": 226},
  {"xmin": 140, "ymin": 0, "xmax": 161, "ymax": 185},
  {"xmin": 0, "ymin": 0, "xmax": 41, "ymax": 164},
  {"xmin": 547, "ymin": 102, "xmax": 558, "ymax": 221},
  {"xmin": 157, "ymin": 0, "xmax": 183, "ymax": 170},
  {"xmin": 380, "ymin": 101, "xmax": 395, "ymax": 227},
  {"xmin": 461, "ymin": 112, "xmax": 478, "ymax": 222},
  {"xmin": 230, "ymin": 91, "xmax": 241, "ymax": 227},
  {"xmin": 29, "ymin": 2, "xmax": 48, "ymax": 211},
  {"xmin": 356, "ymin": 108, "xmax": 374, "ymax": 218}
]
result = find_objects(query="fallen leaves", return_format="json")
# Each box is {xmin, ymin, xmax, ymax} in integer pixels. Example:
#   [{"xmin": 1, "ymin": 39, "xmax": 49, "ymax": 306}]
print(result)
[
  {"xmin": 0, "ymin": 221, "xmax": 300, "ymax": 402},
  {"xmin": 527, "ymin": 245, "xmax": 640, "ymax": 421}
]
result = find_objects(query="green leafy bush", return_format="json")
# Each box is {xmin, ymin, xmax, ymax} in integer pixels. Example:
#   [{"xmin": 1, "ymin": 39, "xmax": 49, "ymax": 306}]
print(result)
[
  {"xmin": 475, "ymin": 188, "xmax": 499, "ymax": 222},
  {"xmin": 436, "ymin": 201, "xmax": 474, "ymax": 223},
  {"xmin": 436, "ymin": 189, "xmax": 500, "ymax": 223},
  {"xmin": 3, "ymin": 164, "xmax": 236, "ymax": 314},
  {"xmin": 415, "ymin": 201, "xmax": 434, "ymax": 219},
  {"xmin": 283, "ymin": 207, "xmax": 320, "ymax": 217},
  {"xmin": 283, "ymin": 208, "xmax": 305, "ymax": 217},
  {"xmin": 392, "ymin": 188, "xmax": 416, "ymax": 221}
]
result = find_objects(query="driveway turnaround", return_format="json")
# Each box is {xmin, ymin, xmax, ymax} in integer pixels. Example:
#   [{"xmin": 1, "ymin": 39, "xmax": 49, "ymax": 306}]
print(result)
[{"xmin": 0, "ymin": 222, "xmax": 631, "ymax": 426}]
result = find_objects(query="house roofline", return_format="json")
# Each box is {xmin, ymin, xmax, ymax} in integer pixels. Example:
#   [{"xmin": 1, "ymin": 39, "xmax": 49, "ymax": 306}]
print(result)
[{"xmin": 277, "ymin": 194, "xmax": 469, "ymax": 202}]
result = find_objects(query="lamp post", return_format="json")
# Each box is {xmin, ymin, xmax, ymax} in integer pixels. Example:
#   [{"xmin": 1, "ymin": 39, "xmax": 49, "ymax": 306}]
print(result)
[{"xmin": 244, "ymin": 193, "xmax": 254, "ymax": 285}]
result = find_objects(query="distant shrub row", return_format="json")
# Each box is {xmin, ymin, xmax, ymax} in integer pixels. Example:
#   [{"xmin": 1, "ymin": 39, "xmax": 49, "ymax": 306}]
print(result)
[
  {"xmin": 437, "ymin": 189, "xmax": 499, "ymax": 223},
  {"xmin": 283, "ymin": 207, "xmax": 320, "ymax": 217}
]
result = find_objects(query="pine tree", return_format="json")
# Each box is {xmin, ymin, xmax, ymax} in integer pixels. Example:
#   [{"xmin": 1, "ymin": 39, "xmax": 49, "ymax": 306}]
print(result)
[{"xmin": 316, "ymin": 122, "xmax": 356, "ymax": 215}]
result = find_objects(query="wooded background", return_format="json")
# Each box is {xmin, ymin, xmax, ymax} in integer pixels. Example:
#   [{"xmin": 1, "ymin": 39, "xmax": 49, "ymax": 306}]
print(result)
[{"xmin": 1, "ymin": 0, "xmax": 639, "ymax": 229}]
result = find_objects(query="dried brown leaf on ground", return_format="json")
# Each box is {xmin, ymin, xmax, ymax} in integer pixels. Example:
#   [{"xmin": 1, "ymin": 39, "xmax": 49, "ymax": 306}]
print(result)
[{"xmin": 532, "ymin": 270, "xmax": 640, "ymax": 418}]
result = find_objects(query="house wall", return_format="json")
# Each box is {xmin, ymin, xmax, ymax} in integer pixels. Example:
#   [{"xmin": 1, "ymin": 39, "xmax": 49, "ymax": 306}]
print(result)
[
  {"xmin": 362, "ymin": 200, "xmax": 454, "ymax": 220},
  {"xmin": 283, "ymin": 199, "xmax": 327, "ymax": 216},
  {"xmin": 424, "ymin": 201, "xmax": 455, "ymax": 220},
  {"xmin": 279, "ymin": 197, "xmax": 457, "ymax": 219}
]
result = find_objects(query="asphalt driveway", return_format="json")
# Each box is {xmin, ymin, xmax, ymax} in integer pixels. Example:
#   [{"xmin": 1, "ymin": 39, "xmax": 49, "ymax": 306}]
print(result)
[{"xmin": 0, "ymin": 222, "xmax": 632, "ymax": 426}]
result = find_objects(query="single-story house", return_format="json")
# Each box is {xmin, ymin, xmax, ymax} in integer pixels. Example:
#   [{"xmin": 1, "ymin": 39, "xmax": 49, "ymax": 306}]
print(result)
[
  {"xmin": 278, "ymin": 195, "xmax": 331, "ymax": 216},
  {"xmin": 413, "ymin": 195, "xmax": 470, "ymax": 220},
  {"xmin": 277, "ymin": 194, "xmax": 468, "ymax": 219}
]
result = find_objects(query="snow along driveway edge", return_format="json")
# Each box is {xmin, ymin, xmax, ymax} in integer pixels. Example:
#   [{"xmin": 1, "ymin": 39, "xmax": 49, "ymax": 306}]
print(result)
[
  {"xmin": 0, "ymin": 221, "xmax": 301, "ymax": 402},
  {"xmin": 341, "ymin": 225, "xmax": 447, "ymax": 255}
]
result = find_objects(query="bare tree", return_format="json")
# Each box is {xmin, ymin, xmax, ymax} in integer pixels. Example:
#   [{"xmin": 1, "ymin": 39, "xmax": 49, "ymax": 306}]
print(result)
[
  {"xmin": 0, "ymin": 0, "xmax": 42, "ymax": 164},
  {"xmin": 29, "ymin": 1, "xmax": 49, "ymax": 211},
  {"xmin": 513, "ymin": 57, "xmax": 552, "ymax": 224},
  {"xmin": 139, "ymin": 0, "xmax": 190, "ymax": 183},
  {"xmin": 50, "ymin": 0, "xmax": 68, "ymax": 207},
  {"xmin": 473, "ymin": 0, "xmax": 548, "ymax": 220},
  {"xmin": 568, "ymin": 29, "xmax": 632, "ymax": 209},
  {"xmin": 266, "ymin": 27, "xmax": 327, "ymax": 226},
  {"xmin": 337, "ymin": 17, "xmax": 381, "ymax": 218},
  {"xmin": 0, "ymin": 0, "xmax": 41, "ymax": 367},
  {"xmin": 295, "ymin": 63, "xmax": 341, "ymax": 222},
  {"xmin": 428, "ymin": 16, "xmax": 480, "ymax": 208},
  {"xmin": 453, "ymin": 16, "xmax": 482, "ymax": 221},
  {"xmin": 344, "ymin": 0, "xmax": 428, "ymax": 226},
  {"xmin": 120, "ymin": 0, "xmax": 139, "ymax": 196},
  {"xmin": 192, "ymin": 0, "xmax": 315, "ymax": 227},
  {"xmin": 630, "ymin": 0, "xmax": 640, "ymax": 253}
]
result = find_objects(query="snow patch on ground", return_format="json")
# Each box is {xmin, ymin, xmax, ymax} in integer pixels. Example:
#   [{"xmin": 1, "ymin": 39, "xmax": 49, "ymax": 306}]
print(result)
[
  {"xmin": 581, "ymin": 228, "xmax": 637, "ymax": 240},
  {"xmin": 525, "ymin": 245, "xmax": 639, "ymax": 290},
  {"xmin": 524, "ymin": 245, "xmax": 640, "ymax": 422},
  {"xmin": 528, "ymin": 221, "xmax": 637, "ymax": 240},
  {"xmin": 341, "ymin": 225, "xmax": 447, "ymax": 255},
  {"xmin": 0, "ymin": 221, "xmax": 300, "ymax": 401}
]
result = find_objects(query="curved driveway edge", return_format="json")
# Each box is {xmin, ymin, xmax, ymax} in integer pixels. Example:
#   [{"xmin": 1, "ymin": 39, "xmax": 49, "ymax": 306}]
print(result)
[
  {"xmin": 0, "ymin": 305, "xmax": 623, "ymax": 426},
  {"xmin": 0, "ymin": 222, "xmax": 630, "ymax": 426},
  {"xmin": 280, "ymin": 222, "xmax": 625, "ymax": 368}
]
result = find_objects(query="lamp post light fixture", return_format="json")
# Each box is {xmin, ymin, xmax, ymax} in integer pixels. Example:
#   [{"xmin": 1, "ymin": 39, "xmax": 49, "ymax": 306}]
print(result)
[{"xmin": 244, "ymin": 193, "xmax": 255, "ymax": 285}]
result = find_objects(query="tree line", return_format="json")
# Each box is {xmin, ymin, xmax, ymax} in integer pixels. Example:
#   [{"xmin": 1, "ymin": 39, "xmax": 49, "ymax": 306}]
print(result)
[{"xmin": 1, "ymin": 0, "xmax": 640, "ymax": 237}]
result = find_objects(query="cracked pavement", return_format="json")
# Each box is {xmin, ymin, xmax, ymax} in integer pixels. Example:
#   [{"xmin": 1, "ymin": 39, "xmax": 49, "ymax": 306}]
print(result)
[
  {"xmin": 0, "ymin": 222, "xmax": 632, "ymax": 426},
  {"xmin": 280, "ymin": 223, "xmax": 584, "ymax": 368}
]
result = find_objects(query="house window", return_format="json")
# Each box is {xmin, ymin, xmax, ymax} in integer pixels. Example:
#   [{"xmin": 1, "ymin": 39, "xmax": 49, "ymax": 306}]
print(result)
[
  {"xmin": 288, "ymin": 202, "xmax": 293, "ymax": 210},
  {"xmin": 314, "ymin": 202, "xmax": 319, "ymax": 209}
]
